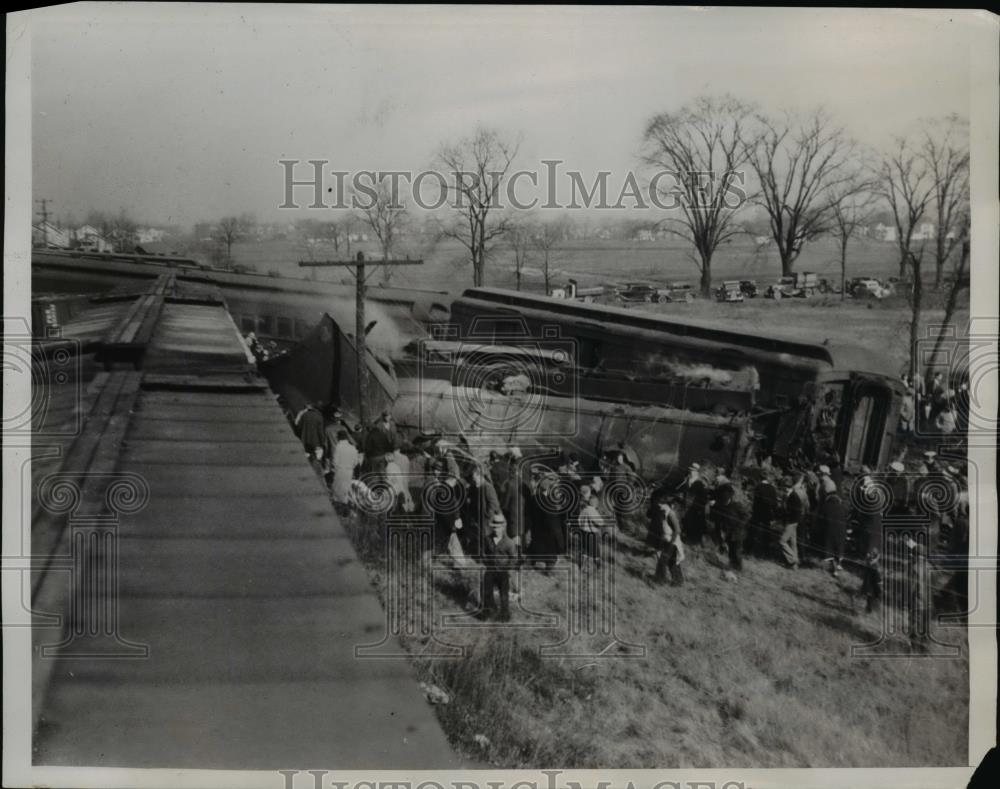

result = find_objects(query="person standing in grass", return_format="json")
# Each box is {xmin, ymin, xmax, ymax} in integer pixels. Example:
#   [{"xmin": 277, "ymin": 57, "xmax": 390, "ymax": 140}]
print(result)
[
  {"xmin": 779, "ymin": 475, "xmax": 806, "ymax": 568},
  {"xmin": 711, "ymin": 480, "xmax": 749, "ymax": 573},
  {"xmin": 331, "ymin": 429, "xmax": 360, "ymax": 516},
  {"xmin": 680, "ymin": 462, "xmax": 711, "ymax": 546},
  {"xmin": 647, "ymin": 493, "xmax": 685, "ymax": 584},
  {"xmin": 818, "ymin": 477, "xmax": 847, "ymax": 576},
  {"xmin": 481, "ymin": 513, "xmax": 518, "ymax": 622}
]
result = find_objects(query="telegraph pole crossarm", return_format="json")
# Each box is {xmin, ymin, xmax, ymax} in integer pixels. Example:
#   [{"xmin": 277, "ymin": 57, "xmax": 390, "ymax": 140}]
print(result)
[{"xmin": 297, "ymin": 252, "xmax": 423, "ymax": 424}]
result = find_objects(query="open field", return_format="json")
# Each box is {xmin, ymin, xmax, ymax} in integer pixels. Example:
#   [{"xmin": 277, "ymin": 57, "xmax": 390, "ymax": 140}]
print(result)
[
  {"xmin": 343, "ymin": 516, "xmax": 969, "ymax": 769},
  {"xmin": 212, "ymin": 235, "xmax": 911, "ymax": 293},
  {"xmin": 207, "ymin": 234, "xmax": 967, "ymax": 374}
]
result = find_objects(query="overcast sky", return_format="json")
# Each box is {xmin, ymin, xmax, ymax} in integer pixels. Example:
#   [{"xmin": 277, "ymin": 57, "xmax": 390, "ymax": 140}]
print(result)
[{"xmin": 30, "ymin": 4, "xmax": 977, "ymax": 229}]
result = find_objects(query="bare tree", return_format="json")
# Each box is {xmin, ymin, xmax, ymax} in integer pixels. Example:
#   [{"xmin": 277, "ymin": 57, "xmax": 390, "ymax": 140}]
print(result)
[
  {"xmin": 504, "ymin": 220, "xmax": 533, "ymax": 292},
  {"xmin": 357, "ymin": 179, "xmax": 409, "ymax": 284},
  {"xmin": 533, "ymin": 215, "xmax": 571, "ymax": 295},
  {"xmin": 927, "ymin": 217, "xmax": 970, "ymax": 375},
  {"xmin": 215, "ymin": 216, "xmax": 244, "ymax": 264},
  {"xmin": 745, "ymin": 107, "xmax": 858, "ymax": 277},
  {"xmin": 333, "ymin": 214, "xmax": 356, "ymax": 257},
  {"xmin": 921, "ymin": 115, "xmax": 970, "ymax": 289},
  {"xmin": 877, "ymin": 134, "xmax": 935, "ymax": 279},
  {"xmin": 436, "ymin": 128, "xmax": 520, "ymax": 287},
  {"xmin": 828, "ymin": 168, "xmax": 877, "ymax": 300},
  {"xmin": 642, "ymin": 95, "xmax": 753, "ymax": 297}
]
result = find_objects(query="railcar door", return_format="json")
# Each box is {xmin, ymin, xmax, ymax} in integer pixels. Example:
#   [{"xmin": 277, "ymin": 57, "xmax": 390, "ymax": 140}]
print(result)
[{"xmin": 841, "ymin": 378, "xmax": 891, "ymax": 471}]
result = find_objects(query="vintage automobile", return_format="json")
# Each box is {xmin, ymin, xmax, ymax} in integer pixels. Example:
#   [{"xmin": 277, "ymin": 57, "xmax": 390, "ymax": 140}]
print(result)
[
  {"xmin": 850, "ymin": 278, "xmax": 892, "ymax": 299},
  {"xmin": 766, "ymin": 276, "xmax": 799, "ymax": 299},
  {"xmin": 738, "ymin": 280, "xmax": 759, "ymax": 298},
  {"xmin": 715, "ymin": 281, "xmax": 745, "ymax": 303},
  {"xmin": 616, "ymin": 282, "xmax": 673, "ymax": 304}
]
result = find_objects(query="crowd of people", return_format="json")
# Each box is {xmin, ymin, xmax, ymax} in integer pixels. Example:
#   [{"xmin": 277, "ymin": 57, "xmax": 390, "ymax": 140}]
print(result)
[
  {"xmin": 287, "ymin": 401, "xmax": 970, "ymax": 632},
  {"xmin": 899, "ymin": 370, "xmax": 969, "ymax": 437}
]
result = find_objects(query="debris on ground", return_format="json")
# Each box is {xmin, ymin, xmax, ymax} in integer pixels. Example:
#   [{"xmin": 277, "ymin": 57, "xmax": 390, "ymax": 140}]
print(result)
[{"xmin": 420, "ymin": 682, "xmax": 451, "ymax": 705}]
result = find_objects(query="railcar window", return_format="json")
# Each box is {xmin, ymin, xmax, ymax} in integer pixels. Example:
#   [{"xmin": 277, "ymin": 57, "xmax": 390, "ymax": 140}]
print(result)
[
  {"xmin": 240, "ymin": 315, "xmax": 256, "ymax": 333},
  {"xmin": 258, "ymin": 315, "xmax": 274, "ymax": 335},
  {"xmin": 276, "ymin": 316, "xmax": 292, "ymax": 338}
]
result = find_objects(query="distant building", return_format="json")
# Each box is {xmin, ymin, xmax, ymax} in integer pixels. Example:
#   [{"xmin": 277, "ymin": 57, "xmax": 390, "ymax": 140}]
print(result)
[
  {"xmin": 753, "ymin": 235, "xmax": 771, "ymax": 246},
  {"xmin": 872, "ymin": 223, "xmax": 897, "ymax": 243},
  {"xmin": 634, "ymin": 229, "xmax": 655, "ymax": 242},
  {"xmin": 71, "ymin": 224, "xmax": 113, "ymax": 252},
  {"xmin": 912, "ymin": 222, "xmax": 936, "ymax": 241}
]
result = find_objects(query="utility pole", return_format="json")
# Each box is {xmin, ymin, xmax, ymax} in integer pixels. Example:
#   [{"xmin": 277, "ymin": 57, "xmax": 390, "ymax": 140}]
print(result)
[
  {"xmin": 298, "ymin": 252, "xmax": 422, "ymax": 425},
  {"xmin": 35, "ymin": 198, "xmax": 51, "ymax": 247}
]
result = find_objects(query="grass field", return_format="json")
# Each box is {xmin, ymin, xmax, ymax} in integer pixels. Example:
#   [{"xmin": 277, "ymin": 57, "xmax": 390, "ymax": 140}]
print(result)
[
  {"xmin": 214, "ymin": 234, "xmax": 910, "ymax": 291},
  {"xmin": 343, "ymin": 514, "xmax": 969, "ymax": 768}
]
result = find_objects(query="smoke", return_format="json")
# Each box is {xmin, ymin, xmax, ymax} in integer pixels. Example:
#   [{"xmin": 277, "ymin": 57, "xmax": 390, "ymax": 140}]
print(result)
[
  {"xmin": 644, "ymin": 353, "xmax": 758, "ymax": 389},
  {"xmin": 362, "ymin": 301, "xmax": 421, "ymax": 355}
]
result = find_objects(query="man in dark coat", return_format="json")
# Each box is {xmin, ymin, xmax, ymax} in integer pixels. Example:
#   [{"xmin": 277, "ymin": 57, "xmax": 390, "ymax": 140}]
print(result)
[
  {"xmin": 680, "ymin": 463, "xmax": 711, "ymax": 546},
  {"xmin": 363, "ymin": 410, "xmax": 397, "ymax": 471},
  {"xmin": 481, "ymin": 513, "xmax": 519, "ymax": 621},
  {"xmin": 886, "ymin": 460, "xmax": 912, "ymax": 515},
  {"xmin": 712, "ymin": 481, "xmax": 749, "ymax": 572},
  {"xmin": 819, "ymin": 481, "xmax": 848, "ymax": 576},
  {"xmin": 779, "ymin": 475, "xmax": 807, "ymax": 568},
  {"xmin": 747, "ymin": 475, "xmax": 780, "ymax": 557},
  {"xmin": 461, "ymin": 464, "xmax": 499, "ymax": 559},
  {"xmin": 855, "ymin": 475, "xmax": 885, "ymax": 556},
  {"xmin": 527, "ymin": 473, "xmax": 568, "ymax": 569}
]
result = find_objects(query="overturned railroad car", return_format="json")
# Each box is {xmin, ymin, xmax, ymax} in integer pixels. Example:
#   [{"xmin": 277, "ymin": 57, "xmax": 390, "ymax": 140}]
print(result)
[{"xmin": 448, "ymin": 288, "xmax": 903, "ymax": 471}]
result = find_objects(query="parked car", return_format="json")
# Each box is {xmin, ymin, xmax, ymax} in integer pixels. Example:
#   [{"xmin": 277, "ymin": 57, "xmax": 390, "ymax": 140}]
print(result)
[
  {"xmin": 738, "ymin": 279, "xmax": 759, "ymax": 298},
  {"xmin": 617, "ymin": 282, "xmax": 672, "ymax": 303},
  {"xmin": 816, "ymin": 278, "xmax": 841, "ymax": 294},
  {"xmin": 668, "ymin": 282, "xmax": 696, "ymax": 302},
  {"xmin": 850, "ymin": 278, "xmax": 891, "ymax": 299},
  {"xmin": 716, "ymin": 281, "xmax": 745, "ymax": 303}
]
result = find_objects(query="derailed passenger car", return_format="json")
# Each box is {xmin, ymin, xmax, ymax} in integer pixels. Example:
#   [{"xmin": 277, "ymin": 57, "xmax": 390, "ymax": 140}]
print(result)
[
  {"xmin": 392, "ymin": 377, "xmax": 751, "ymax": 483},
  {"xmin": 449, "ymin": 288, "xmax": 903, "ymax": 471}
]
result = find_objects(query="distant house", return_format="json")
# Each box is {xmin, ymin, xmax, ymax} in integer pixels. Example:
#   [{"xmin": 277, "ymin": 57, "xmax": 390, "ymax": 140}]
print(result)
[
  {"xmin": 753, "ymin": 235, "xmax": 771, "ymax": 246},
  {"xmin": 71, "ymin": 224, "xmax": 113, "ymax": 252},
  {"xmin": 32, "ymin": 221, "xmax": 70, "ymax": 248},
  {"xmin": 634, "ymin": 229, "xmax": 655, "ymax": 242},
  {"xmin": 912, "ymin": 222, "xmax": 936, "ymax": 241},
  {"xmin": 872, "ymin": 223, "xmax": 898, "ymax": 243}
]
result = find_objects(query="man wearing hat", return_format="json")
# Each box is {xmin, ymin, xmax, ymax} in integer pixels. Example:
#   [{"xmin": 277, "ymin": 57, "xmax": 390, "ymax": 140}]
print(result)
[
  {"xmin": 481, "ymin": 512, "xmax": 518, "ymax": 621},
  {"xmin": 855, "ymin": 474, "xmax": 885, "ymax": 556},
  {"xmin": 779, "ymin": 475, "xmax": 807, "ymax": 568},
  {"xmin": 363, "ymin": 410, "xmax": 397, "ymax": 473},
  {"xmin": 818, "ymin": 476, "xmax": 847, "ymax": 576},
  {"xmin": 680, "ymin": 462, "xmax": 711, "ymax": 546},
  {"xmin": 919, "ymin": 450, "xmax": 939, "ymax": 476},
  {"xmin": 886, "ymin": 459, "xmax": 911, "ymax": 516},
  {"xmin": 711, "ymin": 480, "xmax": 749, "ymax": 572},
  {"xmin": 647, "ymin": 493, "xmax": 685, "ymax": 584}
]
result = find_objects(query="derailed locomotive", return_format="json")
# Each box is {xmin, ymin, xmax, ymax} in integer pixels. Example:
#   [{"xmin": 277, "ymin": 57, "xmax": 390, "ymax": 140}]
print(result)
[{"xmin": 446, "ymin": 288, "xmax": 903, "ymax": 472}]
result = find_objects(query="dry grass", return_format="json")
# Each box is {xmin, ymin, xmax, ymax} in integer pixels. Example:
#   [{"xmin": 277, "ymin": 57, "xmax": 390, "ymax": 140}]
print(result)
[{"xmin": 342, "ymin": 511, "xmax": 969, "ymax": 768}]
